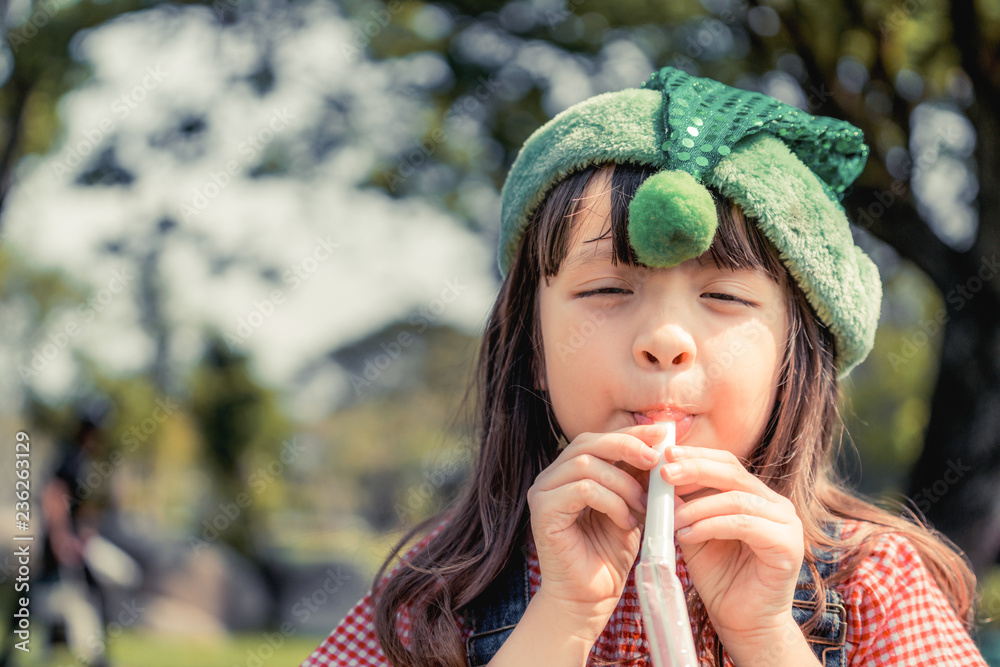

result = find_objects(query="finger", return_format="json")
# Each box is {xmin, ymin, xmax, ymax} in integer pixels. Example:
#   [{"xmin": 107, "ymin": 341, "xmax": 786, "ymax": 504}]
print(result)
[
  {"xmin": 559, "ymin": 427, "xmax": 669, "ymax": 472},
  {"xmin": 664, "ymin": 446, "xmax": 761, "ymax": 472},
  {"xmin": 536, "ymin": 479, "xmax": 640, "ymax": 531},
  {"xmin": 661, "ymin": 453, "xmax": 781, "ymax": 501},
  {"xmin": 665, "ymin": 445, "xmax": 742, "ymax": 463},
  {"xmin": 675, "ymin": 514, "xmax": 802, "ymax": 567},
  {"xmin": 539, "ymin": 454, "xmax": 649, "ymax": 514},
  {"xmin": 613, "ymin": 423, "xmax": 678, "ymax": 448},
  {"xmin": 673, "ymin": 490, "xmax": 788, "ymax": 532}
]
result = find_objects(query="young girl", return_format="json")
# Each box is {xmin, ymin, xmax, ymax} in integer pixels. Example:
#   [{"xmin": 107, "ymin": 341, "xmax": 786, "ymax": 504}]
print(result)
[{"xmin": 303, "ymin": 67, "xmax": 989, "ymax": 666}]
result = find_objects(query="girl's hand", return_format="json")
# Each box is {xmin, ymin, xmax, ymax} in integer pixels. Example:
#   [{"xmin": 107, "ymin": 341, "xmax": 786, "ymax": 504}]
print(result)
[
  {"xmin": 526, "ymin": 424, "xmax": 668, "ymax": 644},
  {"xmin": 663, "ymin": 446, "xmax": 804, "ymax": 655}
]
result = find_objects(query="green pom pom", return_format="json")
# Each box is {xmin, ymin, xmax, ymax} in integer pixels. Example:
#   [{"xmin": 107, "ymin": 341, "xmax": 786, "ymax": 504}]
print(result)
[{"xmin": 627, "ymin": 170, "xmax": 717, "ymax": 267}]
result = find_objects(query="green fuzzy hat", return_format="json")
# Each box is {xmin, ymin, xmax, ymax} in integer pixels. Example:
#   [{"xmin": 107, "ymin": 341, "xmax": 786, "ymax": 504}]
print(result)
[{"xmin": 498, "ymin": 66, "xmax": 881, "ymax": 379}]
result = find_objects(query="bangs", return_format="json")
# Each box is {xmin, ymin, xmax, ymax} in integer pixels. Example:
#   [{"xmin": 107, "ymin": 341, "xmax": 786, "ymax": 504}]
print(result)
[{"xmin": 533, "ymin": 163, "xmax": 788, "ymax": 287}]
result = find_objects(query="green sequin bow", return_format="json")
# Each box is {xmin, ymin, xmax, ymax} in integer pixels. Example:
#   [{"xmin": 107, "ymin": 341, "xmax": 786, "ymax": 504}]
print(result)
[{"xmin": 640, "ymin": 66, "xmax": 869, "ymax": 202}]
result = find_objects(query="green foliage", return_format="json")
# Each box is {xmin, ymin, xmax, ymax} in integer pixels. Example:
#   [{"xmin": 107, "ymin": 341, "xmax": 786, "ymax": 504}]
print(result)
[
  {"xmin": 300, "ymin": 324, "xmax": 478, "ymax": 539},
  {"xmin": 842, "ymin": 261, "xmax": 942, "ymax": 490},
  {"xmin": 0, "ymin": 245, "xmax": 85, "ymax": 320},
  {"xmin": 4, "ymin": 0, "xmax": 223, "ymax": 156},
  {"xmin": 11, "ymin": 630, "xmax": 325, "ymax": 667},
  {"xmin": 187, "ymin": 333, "xmax": 292, "ymax": 555},
  {"xmin": 189, "ymin": 335, "xmax": 288, "ymax": 472}
]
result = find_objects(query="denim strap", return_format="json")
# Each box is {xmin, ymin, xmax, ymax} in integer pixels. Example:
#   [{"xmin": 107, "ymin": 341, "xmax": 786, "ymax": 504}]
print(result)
[
  {"xmin": 792, "ymin": 523, "xmax": 848, "ymax": 667},
  {"xmin": 465, "ymin": 546, "xmax": 532, "ymax": 667},
  {"xmin": 716, "ymin": 520, "xmax": 848, "ymax": 666}
]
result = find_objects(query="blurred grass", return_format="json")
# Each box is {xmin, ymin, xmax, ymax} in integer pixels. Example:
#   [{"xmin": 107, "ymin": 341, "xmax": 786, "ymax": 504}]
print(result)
[
  {"xmin": 12, "ymin": 627, "xmax": 1000, "ymax": 665},
  {"xmin": 12, "ymin": 631, "xmax": 326, "ymax": 667}
]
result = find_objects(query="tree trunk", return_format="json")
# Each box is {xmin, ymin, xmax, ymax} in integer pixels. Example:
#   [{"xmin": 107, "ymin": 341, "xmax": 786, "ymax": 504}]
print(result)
[{"xmin": 908, "ymin": 292, "xmax": 1000, "ymax": 575}]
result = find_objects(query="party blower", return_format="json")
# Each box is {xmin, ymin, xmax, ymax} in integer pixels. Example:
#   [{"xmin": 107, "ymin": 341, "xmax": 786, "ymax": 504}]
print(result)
[{"xmin": 636, "ymin": 420, "xmax": 698, "ymax": 666}]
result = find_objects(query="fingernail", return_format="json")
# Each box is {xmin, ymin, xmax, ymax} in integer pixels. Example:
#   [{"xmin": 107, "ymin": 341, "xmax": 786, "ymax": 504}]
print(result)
[
  {"xmin": 665, "ymin": 463, "xmax": 682, "ymax": 477},
  {"xmin": 677, "ymin": 526, "xmax": 691, "ymax": 536},
  {"xmin": 643, "ymin": 447, "xmax": 659, "ymax": 462}
]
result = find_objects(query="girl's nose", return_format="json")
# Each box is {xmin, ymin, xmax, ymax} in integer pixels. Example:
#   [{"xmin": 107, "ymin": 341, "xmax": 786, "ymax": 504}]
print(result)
[{"xmin": 634, "ymin": 320, "xmax": 697, "ymax": 370}]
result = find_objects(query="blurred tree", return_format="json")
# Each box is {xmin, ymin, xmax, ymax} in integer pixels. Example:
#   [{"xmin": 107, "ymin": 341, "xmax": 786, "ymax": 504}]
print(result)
[
  {"xmin": 323, "ymin": 322, "xmax": 478, "ymax": 530},
  {"xmin": 0, "ymin": 0, "xmax": 216, "ymax": 210},
  {"xmin": 0, "ymin": 245, "xmax": 86, "ymax": 387},
  {"xmin": 352, "ymin": 0, "xmax": 1000, "ymax": 573},
  {"xmin": 188, "ymin": 333, "xmax": 291, "ymax": 558},
  {"xmin": 765, "ymin": 0, "xmax": 1000, "ymax": 576}
]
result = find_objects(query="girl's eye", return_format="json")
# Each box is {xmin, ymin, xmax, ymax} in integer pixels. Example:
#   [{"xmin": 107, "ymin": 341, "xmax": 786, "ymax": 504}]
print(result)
[
  {"xmin": 577, "ymin": 289, "xmax": 755, "ymax": 305},
  {"xmin": 702, "ymin": 292, "xmax": 754, "ymax": 306},
  {"xmin": 577, "ymin": 287, "xmax": 631, "ymax": 298}
]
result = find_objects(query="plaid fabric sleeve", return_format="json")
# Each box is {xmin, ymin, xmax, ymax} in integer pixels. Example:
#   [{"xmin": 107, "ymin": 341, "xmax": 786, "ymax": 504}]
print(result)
[
  {"xmin": 844, "ymin": 530, "xmax": 988, "ymax": 666},
  {"xmin": 300, "ymin": 517, "xmax": 456, "ymax": 667},
  {"xmin": 300, "ymin": 589, "xmax": 390, "ymax": 667}
]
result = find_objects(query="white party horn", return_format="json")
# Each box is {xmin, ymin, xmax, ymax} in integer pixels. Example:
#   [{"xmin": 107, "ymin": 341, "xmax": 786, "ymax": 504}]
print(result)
[{"xmin": 635, "ymin": 420, "xmax": 698, "ymax": 667}]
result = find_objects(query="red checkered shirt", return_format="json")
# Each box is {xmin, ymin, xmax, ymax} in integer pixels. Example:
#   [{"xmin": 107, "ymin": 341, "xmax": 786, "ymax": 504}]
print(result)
[{"xmin": 301, "ymin": 516, "xmax": 989, "ymax": 666}]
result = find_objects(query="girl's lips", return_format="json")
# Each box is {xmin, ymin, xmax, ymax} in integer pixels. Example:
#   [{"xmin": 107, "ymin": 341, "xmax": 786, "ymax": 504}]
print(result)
[{"xmin": 632, "ymin": 411, "xmax": 695, "ymax": 444}]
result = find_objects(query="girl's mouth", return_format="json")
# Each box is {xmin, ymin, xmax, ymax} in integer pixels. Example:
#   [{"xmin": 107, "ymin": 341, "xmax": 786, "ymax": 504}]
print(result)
[{"xmin": 632, "ymin": 411, "xmax": 695, "ymax": 444}]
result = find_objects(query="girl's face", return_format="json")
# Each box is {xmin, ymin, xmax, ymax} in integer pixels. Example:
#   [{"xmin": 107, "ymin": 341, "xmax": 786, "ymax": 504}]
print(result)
[{"xmin": 537, "ymin": 169, "xmax": 789, "ymax": 500}]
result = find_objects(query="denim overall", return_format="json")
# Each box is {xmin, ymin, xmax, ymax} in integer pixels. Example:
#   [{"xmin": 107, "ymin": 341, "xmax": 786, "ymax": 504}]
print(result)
[{"xmin": 463, "ymin": 522, "xmax": 847, "ymax": 666}]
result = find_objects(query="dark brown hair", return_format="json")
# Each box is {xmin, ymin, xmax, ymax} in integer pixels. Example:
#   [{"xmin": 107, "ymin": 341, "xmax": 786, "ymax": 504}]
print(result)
[{"xmin": 372, "ymin": 162, "xmax": 979, "ymax": 665}]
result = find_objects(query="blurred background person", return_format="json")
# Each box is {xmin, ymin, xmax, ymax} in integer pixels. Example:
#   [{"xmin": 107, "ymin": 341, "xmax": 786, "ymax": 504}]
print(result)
[{"xmin": 33, "ymin": 403, "xmax": 113, "ymax": 667}]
